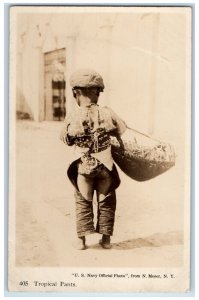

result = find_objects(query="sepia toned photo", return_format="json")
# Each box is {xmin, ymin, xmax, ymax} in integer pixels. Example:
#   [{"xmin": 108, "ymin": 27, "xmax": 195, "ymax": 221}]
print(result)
[{"xmin": 8, "ymin": 5, "xmax": 192, "ymax": 293}]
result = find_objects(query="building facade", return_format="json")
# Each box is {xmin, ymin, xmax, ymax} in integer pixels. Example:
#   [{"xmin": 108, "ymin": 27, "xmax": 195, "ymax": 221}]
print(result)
[{"xmin": 15, "ymin": 8, "xmax": 190, "ymax": 144}]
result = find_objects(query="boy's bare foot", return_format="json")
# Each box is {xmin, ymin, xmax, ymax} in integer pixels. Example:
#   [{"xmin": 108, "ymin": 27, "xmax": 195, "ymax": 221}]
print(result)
[
  {"xmin": 73, "ymin": 236, "xmax": 86, "ymax": 250},
  {"xmin": 99, "ymin": 234, "xmax": 112, "ymax": 249}
]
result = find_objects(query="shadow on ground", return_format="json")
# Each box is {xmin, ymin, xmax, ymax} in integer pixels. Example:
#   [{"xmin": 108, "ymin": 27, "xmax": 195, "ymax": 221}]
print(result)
[{"xmin": 89, "ymin": 230, "xmax": 183, "ymax": 250}]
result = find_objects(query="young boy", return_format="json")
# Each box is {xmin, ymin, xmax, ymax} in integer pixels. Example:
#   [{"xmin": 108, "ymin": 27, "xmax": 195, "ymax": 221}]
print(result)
[{"xmin": 60, "ymin": 69, "xmax": 127, "ymax": 250}]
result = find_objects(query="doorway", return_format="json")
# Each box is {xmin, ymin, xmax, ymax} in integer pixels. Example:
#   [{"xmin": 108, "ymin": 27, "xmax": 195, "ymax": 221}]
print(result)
[{"xmin": 44, "ymin": 48, "xmax": 66, "ymax": 121}]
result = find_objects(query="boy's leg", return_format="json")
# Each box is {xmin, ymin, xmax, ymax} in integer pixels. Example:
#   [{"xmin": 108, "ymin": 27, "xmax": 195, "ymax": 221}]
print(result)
[
  {"xmin": 75, "ymin": 174, "xmax": 96, "ymax": 238},
  {"xmin": 96, "ymin": 191, "xmax": 116, "ymax": 236},
  {"xmin": 95, "ymin": 167, "xmax": 116, "ymax": 239}
]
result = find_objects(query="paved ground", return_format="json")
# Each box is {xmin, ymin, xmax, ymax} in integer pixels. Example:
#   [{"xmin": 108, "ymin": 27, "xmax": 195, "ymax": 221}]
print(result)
[{"xmin": 15, "ymin": 120, "xmax": 184, "ymax": 268}]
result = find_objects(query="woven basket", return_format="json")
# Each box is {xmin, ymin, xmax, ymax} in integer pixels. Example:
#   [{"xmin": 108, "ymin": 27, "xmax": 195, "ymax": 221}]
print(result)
[{"xmin": 111, "ymin": 134, "xmax": 175, "ymax": 181}]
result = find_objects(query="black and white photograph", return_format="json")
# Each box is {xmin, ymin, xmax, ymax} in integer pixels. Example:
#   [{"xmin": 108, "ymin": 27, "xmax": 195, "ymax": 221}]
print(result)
[{"xmin": 8, "ymin": 5, "xmax": 192, "ymax": 293}]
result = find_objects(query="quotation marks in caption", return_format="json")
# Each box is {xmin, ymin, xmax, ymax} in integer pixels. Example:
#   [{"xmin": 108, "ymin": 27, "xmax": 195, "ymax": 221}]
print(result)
[{"xmin": 72, "ymin": 273, "xmax": 175, "ymax": 279}]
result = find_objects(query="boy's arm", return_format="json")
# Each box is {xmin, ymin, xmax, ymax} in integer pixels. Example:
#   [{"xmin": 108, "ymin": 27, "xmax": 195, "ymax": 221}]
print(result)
[
  {"xmin": 108, "ymin": 107, "xmax": 127, "ymax": 136},
  {"xmin": 106, "ymin": 107, "xmax": 127, "ymax": 151},
  {"xmin": 60, "ymin": 114, "xmax": 74, "ymax": 146}
]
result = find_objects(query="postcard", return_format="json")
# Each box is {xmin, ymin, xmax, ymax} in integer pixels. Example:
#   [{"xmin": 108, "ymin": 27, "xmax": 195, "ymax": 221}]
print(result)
[{"xmin": 8, "ymin": 5, "xmax": 192, "ymax": 293}]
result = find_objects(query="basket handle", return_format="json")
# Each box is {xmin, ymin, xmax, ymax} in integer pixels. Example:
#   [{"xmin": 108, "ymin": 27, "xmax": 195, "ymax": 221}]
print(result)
[{"xmin": 127, "ymin": 126, "xmax": 162, "ymax": 143}]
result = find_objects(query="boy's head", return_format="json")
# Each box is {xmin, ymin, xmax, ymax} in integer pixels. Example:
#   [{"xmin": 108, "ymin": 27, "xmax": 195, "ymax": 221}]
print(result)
[{"xmin": 70, "ymin": 69, "xmax": 104, "ymax": 104}]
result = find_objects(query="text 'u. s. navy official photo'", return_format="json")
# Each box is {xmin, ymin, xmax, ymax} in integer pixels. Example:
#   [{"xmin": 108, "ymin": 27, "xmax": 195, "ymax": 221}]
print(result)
[{"xmin": 8, "ymin": 5, "xmax": 192, "ymax": 294}]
